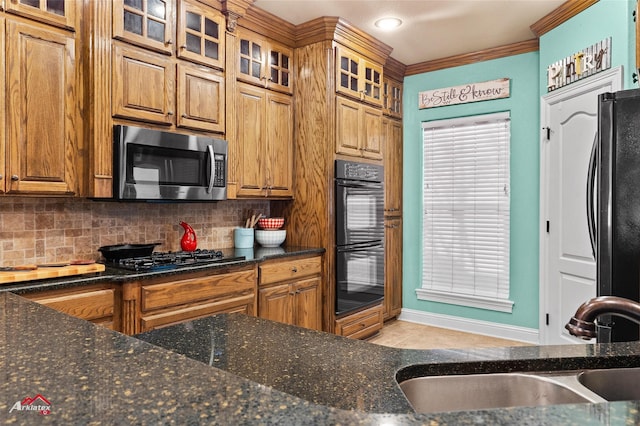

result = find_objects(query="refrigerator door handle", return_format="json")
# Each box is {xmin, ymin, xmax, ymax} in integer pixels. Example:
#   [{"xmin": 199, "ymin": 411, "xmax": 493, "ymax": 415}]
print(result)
[{"xmin": 586, "ymin": 132, "xmax": 598, "ymax": 260}]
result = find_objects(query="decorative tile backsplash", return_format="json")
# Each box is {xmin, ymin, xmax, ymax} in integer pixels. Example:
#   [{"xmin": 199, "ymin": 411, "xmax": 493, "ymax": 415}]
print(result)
[{"xmin": 0, "ymin": 198, "xmax": 269, "ymax": 266}]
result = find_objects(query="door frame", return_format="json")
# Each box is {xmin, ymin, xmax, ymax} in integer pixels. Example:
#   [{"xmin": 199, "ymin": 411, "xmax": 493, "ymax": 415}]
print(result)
[{"xmin": 539, "ymin": 66, "xmax": 623, "ymax": 345}]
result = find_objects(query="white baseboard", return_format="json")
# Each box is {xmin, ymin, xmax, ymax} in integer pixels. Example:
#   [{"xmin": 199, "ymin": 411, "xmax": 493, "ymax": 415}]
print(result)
[{"xmin": 398, "ymin": 308, "xmax": 540, "ymax": 345}]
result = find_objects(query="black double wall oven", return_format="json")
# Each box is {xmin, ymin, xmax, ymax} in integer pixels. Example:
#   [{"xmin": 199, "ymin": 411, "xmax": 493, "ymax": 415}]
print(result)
[{"xmin": 335, "ymin": 159, "xmax": 385, "ymax": 316}]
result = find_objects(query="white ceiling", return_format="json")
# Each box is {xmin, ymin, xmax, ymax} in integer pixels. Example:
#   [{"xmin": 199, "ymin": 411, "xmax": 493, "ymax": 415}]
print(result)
[{"xmin": 252, "ymin": 0, "xmax": 566, "ymax": 65}]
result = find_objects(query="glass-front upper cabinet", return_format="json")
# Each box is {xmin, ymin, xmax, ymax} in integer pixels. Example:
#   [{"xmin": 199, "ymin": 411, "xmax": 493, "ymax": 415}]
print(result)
[
  {"xmin": 176, "ymin": 0, "xmax": 225, "ymax": 70},
  {"xmin": 237, "ymin": 27, "xmax": 293, "ymax": 94},
  {"xmin": 383, "ymin": 77, "xmax": 402, "ymax": 118},
  {"xmin": 113, "ymin": 0, "xmax": 174, "ymax": 54},
  {"xmin": 335, "ymin": 44, "xmax": 383, "ymax": 106},
  {"xmin": 5, "ymin": 0, "xmax": 77, "ymax": 29}
]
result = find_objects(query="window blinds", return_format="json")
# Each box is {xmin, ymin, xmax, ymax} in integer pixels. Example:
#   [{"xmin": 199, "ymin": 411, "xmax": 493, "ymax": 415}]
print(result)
[{"xmin": 420, "ymin": 112, "xmax": 512, "ymax": 312}]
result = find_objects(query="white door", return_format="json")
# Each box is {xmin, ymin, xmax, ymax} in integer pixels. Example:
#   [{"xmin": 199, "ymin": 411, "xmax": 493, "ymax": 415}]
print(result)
[{"xmin": 540, "ymin": 67, "xmax": 622, "ymax": 345}]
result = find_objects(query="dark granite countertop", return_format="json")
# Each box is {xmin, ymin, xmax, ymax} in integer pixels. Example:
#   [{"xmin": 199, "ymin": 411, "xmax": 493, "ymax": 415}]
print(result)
[
  {"xmin": 4, "ymin": 246, "xmax": 324, "ymax": 295},
  {"xmin": 4, "ymin": 291, "xmax": 640, "ymax": 425}
]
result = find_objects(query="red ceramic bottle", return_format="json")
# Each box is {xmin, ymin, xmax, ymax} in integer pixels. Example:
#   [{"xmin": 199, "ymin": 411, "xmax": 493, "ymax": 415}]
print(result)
[{"xmin": 179, "ymin": 221, "xmax": 197, "ymax": 251}]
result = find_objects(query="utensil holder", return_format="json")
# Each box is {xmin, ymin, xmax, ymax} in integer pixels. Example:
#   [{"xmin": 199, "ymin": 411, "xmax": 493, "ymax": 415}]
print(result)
[{"xmin": 234, "ymin": 228, "xmax": 254, "ymax": 249}]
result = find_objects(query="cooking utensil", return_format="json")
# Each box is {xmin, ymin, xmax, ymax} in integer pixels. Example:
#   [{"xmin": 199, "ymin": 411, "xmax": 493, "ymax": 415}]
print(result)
[{"xmin": 98, "ymin": 243, "xmax": 161, "ymax": 261}]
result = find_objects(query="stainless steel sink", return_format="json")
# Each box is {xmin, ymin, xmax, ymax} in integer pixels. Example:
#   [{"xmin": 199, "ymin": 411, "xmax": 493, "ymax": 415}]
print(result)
[
  {"xmin": 578, "ymin": 367, "xmax": 640, "ymax": 401},
  {"xmin": 398, "ymin": 371, "xmax": 606, "ymax": 414}
]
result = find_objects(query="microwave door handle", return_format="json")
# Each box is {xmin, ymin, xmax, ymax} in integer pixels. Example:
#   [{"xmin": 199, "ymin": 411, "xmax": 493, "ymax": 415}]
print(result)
[{"xmin": 207, "ymin": 145, "xmax": 215, "ymax": 194}]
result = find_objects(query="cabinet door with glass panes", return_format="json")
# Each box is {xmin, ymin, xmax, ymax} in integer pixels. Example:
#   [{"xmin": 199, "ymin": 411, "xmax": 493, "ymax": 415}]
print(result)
[
  {"xmin": 176, "ymin": 0, "xmax": 224, "ymax": 70},
  {"xmin": 335, "ymin": 44, "xmax": 383, "ymax": 106},
  {"xmin": 5, "ymin": 0, "xmax": 77, "ymax": 30},
  {"xmin": 383, "ymin": 77, "xmax": 402, "ymax": 118},
  {"xmin": 237, "ymin": 28, "xmax": 293, "ymax": 94},
  {"xmin": 113, "ymin": 0, "xmax": 174, "ymax": 54}
]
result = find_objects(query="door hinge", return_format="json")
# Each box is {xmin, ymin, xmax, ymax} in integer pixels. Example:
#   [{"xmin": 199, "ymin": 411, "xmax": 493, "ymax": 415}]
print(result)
[
  {"xmin": 543, "ymin": 126, "xmax": 551, "ymax": 140},
  {"xmin": 546, "ymin": 313, "xmax": 550, "ymax": 326},
  {"xmin": 546, "ymin": 221, "xmax": 550, "ymax": 233}
]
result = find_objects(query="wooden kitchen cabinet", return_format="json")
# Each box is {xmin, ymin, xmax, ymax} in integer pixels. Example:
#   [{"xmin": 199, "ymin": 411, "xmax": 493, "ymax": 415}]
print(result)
[
  {"xmin": 384, "ymin": 217, "xmax": 402, "ymax": 320},
  {"xmin": 258, "ymin": 255, "xmax": 322, "ymax": 330},
  {"xmin": 24, "ymin": 284, "xmax": 120, "ymax": 330},
  {"xmin": 236, "ymin": 27, "xmax": 293, "ymax": 94},
  {"xmin": 383, "ymin": 117, "xmax": 403, "ymax": 216},
  {"xmin": 134, "ymin": 266, "xmax": 257, "ymax": 333},
  {"xmin": 4, "ymin": 18, "xmax": 80, "ymax": 195},
  {"xmin": 5, "ymin": 0, "xmax": 77, "ymax": 30},
  {"xmin": 383, "ymin": 77, "xmax": 402, "ymax": 118},
  {"xmin": 176, "ymin": 0, "xmax": 225, "ymax": 70},
  {"xmin": 235, "ymin": 82, "xmax": 293, "ymax": 198},
  {"xmin": 336, "ymin": 96, "xmax": 383, "ymax": 160},
  {"xmin": 334, "ymin": 303, "xmax": 383, "ymax": 339},
  {"xmin": 112, "ymin": 42, "xmax": 176, "ymax": 125},
  {"xmin": 335, "ymin": 44, "xmax": 383, "ymax": 106},
  {"xmin": 112, "ymin": 0, "xmax": 174, "ymax": 54},
  {"xmin": 177, "ymin": 62, "xmax": 225, "ymax": 132}
]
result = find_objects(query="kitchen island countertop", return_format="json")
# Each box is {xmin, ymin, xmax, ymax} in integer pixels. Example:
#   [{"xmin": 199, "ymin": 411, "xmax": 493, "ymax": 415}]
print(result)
[{"xmin": 3, "ymin": 291, "xmax": 640, "ymax": 425}]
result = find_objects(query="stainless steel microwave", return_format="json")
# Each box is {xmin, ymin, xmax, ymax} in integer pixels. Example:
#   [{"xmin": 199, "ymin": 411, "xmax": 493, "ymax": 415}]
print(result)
[{"xmin": 113, "ymin": 125, "xmax": 227, "ymax": 201}]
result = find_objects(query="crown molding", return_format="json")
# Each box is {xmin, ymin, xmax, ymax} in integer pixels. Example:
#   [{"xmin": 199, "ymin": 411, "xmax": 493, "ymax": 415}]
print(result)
[
  {"xmin": 405, "ymin": 39, "xmax": 539, "ymax": 76},
  {"xmin": 530, "ymin": 0, "xmax": 599, "ymax": 37}
]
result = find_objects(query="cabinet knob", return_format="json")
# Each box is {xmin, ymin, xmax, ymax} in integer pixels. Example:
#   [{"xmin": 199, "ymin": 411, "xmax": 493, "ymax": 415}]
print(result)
[
  {"xmin": 11, "ymin": 175, "xmax": 19, "ymax": 181},
  {"xmin": 166, "ymin": 39, "xmax": 173, "ymax": 45},
  {"xmin": 0, "ymin": 174, "xmax": 3, "ymax": 180},
  {"xmin": 291, "ymin": 267, "xmax": 298, "ymax": 273}
]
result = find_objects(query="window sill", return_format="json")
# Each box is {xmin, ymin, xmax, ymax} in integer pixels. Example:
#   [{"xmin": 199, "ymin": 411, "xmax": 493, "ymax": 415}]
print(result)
[{"xmin": 416, "ymin": 288, "xmax": 514, "ymax": 313}]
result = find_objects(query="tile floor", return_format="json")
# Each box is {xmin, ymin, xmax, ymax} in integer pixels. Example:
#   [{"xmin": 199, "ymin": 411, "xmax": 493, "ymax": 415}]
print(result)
[{"xmin": 368, "ymin": 319, "xmax": 532, "ymax": 350}]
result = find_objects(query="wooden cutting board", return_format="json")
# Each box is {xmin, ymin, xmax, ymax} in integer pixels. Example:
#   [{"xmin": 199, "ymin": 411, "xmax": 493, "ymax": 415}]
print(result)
[{"xmin": 0, "ymin": 263, "xmax": 106, "ymax": 284}]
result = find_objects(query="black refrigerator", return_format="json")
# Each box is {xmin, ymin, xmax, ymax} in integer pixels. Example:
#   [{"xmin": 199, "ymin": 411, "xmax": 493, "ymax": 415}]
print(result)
[{"xmin": 588, "ymin": 88, "xmax": 640, "ymax": 343}]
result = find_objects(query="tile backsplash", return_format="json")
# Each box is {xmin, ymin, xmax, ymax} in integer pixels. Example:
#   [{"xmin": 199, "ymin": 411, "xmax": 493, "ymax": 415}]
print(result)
[{"xmin": 0, "ymin": 197, "xmax": 269, "ymax": 266}]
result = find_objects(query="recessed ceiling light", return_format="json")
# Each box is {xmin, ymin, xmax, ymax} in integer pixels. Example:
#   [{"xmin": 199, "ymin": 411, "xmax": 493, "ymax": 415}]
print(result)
[{"xmin": 374, "ymin": 17, "xmax": 402, "ymax": 31}]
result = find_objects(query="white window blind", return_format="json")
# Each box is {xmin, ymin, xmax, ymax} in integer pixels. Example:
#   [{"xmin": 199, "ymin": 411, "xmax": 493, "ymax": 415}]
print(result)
[{"xmin": 418, "ymin": 112, "xmax": 513, "ymax": 312}]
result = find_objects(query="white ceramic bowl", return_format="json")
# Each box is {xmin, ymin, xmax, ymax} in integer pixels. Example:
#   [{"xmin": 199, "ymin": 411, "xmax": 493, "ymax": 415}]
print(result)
[{"xmin": 255, "ymin": 229, "xmax": 286, "ymax": 247}]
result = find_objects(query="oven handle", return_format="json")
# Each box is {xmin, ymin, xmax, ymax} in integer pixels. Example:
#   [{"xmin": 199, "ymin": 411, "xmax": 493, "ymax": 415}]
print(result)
[
  {"xmin": 335, "ymin": 179, "xmax": 383, "ymax": 190},
  {"xmin": 336, "ymin": 241, "xmax": 383, "ymax": 252},
  {"xmin": 207, "ymin": 145, "xmax": 215, "ymax": 194}
]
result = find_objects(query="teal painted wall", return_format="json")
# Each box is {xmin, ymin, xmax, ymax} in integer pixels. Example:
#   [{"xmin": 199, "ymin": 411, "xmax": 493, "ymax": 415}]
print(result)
[
  {"xmin": 402, "ymin": 0, "xmax": 636, "ymax": 330},
  {"xmin": 539, "ymin": 0, "xmax": 635, "ymax": 95}
]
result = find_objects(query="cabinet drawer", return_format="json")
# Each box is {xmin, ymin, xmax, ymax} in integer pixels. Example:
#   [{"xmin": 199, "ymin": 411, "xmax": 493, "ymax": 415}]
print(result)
[
  {"xmin": 141, "ymin": 269, "xmax": 256, "ymax": 312},
  {"xmin": 28, "ymin": 288, "xmax": 115, "ymax": 321},
  {"xmin": 259, "ymin": 256, "xmax": 321, "ymax": 285},
  {"xmin": 141, "ymin": 294, "xmax": 255, "ymax": 331},
  {"xmin": 335, "ymin": 304, "xmax": 383, "ymax": 339}
]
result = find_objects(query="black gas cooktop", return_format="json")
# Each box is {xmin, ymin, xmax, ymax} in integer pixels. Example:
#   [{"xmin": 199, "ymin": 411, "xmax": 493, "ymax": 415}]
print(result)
[{"xmin": 110, "ymin": 249, "xmax": 245, "ymax": 272}]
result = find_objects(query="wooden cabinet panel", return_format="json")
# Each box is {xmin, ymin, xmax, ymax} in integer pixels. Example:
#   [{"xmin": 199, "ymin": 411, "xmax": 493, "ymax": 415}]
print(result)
[
  {"xmin": 141, "ymin": 269, "xmax": 256, "ymax": 311},
  {"xmin": 141, "ymin": 294, "xmax": 255, "ymax": 330},
  {"xmin": 265, "ymin": 91, "xmax": 294, "ymax": 196},
  {"xmin": 258, "ymin": 283, "xmax": 293, "ymax": 325},
  {"xmin": 112, "ymin": 43, "xmax": 175, "ymax": 124},
  {"xmin": 25, "ymin": 285, "xmax": 118, "ymax": 330},
  {"xmin": 0, "ymin": 17, "xmax": 6, "ymax": 195},
  {"xmin": 384, "ymin": 217, "xmax": 402, "ymax": 320},
  {"xmin": 293, "ymin": 277, "xmax": 322, "ymax": 330},
  {"xmin": 383, "ymin": 77, "xmax": 402, "ymax": 118},
  {"xmin": 336, "ymin": 96, "xmax": 382, "ymax": 160},
  {"xmin": 237, "ymin": 28, "xmax": 293, "ymax": 94},
  {"xmin": 236, "ymin": 83, "xmax": 264, "ymax": 195},
  {"xmin": 112, "ymin": 0, "xmax": 174, "ymax": 54},
  {"xmin": 335, "ymin": 44, "xmax": 382, "ymax": 106},
  {"xmin": 235, "ymin": 82, "xmax": 293, "ymax": 198},
  {"xmin": 383, "ymin": 117, "xmax": 403, "ymax": 216},
  {"xmin": 177, "ymin": 63, "xmax": 225, "ymax": 132},
  {"xmin": 176, "ymin": 0, "xmax": 225, "ymax": 70},
  {"xmin": 259, "ymin": 256, "xmax": 321, "ymax": 285},
  {"xmin": 5, "ymin": 19, "xmax": 79, "ymax": 195},
  {"xmin": 362, "ymin": 106, "xmax": 383, "ymax": 160},
  {"xmin": 258, "ymin": 255, "xmax": 323, "ymax": 330},
  {"xmin": 5, "ymin": 0, "xmax": 77, "ymax": 30},
  {"xmin": 334, "ymin": 303, "xmax": 383, "ymax": 339}
]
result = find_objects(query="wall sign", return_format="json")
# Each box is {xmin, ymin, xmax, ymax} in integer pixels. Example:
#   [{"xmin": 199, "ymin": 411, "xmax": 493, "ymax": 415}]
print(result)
[
  {"xmin": 546, "ymin": 37, "xmax": 611, "ymax": 92},
  {"xmin": 418, "ymin": 78, "xmax": 510, "ymax": 109}
]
